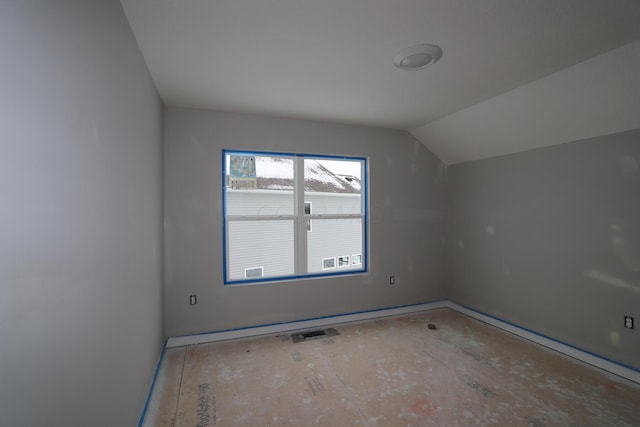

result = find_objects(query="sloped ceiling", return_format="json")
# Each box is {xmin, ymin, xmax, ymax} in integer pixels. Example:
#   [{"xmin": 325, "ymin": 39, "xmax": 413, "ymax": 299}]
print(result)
[
  {"xmin": 411, "ymin": 40, "xmax": 640, "ymax": 164},
  {"xmin": 121, "ymin": 0, "xmax": 640, "ymax": 164}
]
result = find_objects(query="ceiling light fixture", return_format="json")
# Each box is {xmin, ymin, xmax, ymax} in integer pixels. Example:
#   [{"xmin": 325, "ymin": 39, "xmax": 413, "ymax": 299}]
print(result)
[{"xmin": 393, "ymin": 44, "xmax": 443, "ymax": 70}]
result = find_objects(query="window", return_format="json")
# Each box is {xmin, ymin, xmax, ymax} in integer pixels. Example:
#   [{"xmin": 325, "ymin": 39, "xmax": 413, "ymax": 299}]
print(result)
[
  {"xmin": 338, "ymin": 255, "xmax": 350, "ymax": 267},
  {"xmin": 305, "ymin": 202, "xmax": 312, "ymax": 231},
  {"xmin": 351, "ymin": 254, "xmax": 362, "ymax": 265},
  {"xmin": 223, "ymin": 150, "xmax": 367, "ymax": 284},
  {"xmin": 322, "ymin": 257, "xmax": 336, "ymax": 270},
  {"xmin": 244, "ymin": 266, "xmax": 264, "ymax": 278}
]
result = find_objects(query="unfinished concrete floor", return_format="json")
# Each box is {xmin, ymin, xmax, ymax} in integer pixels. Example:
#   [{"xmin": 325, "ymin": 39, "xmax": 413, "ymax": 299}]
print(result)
[{"xmin": 143, "ymin": 309, "xmax": 640, "ymax": 426}]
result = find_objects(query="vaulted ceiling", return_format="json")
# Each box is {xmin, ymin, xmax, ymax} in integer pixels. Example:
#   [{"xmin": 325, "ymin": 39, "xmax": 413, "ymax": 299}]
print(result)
[{"xmin": 121, "ymin": 0, "xmax": 640, "ymax": 164}]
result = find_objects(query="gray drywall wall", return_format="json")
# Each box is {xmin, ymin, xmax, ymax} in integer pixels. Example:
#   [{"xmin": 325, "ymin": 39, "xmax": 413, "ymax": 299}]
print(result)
[
  {"xmin": 164, "ymin": 108, "xmax": 446, "ymax": 337},
  {"xmin": 447, "ymin": 130, "xmax": 640, "ymax": 370},
  {"xmin": 0, "ymin": 2, "xmax": 164, "ymax": 426}
]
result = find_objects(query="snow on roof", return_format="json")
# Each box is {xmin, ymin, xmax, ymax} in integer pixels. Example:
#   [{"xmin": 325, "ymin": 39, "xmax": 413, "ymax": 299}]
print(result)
[
  {"xmin": 254, "ymin": 156, "xmax": 292, "ymax": 179},
  {"xmin": 250, "ymin": 156, "xmax": 360, "ymax": 193}
]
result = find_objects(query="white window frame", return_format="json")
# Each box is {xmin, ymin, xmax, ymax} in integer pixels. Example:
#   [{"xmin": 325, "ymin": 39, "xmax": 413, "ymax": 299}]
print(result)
[{"xmin": 223, "ymin": 150, "xmax": 368, "ymax": 284}]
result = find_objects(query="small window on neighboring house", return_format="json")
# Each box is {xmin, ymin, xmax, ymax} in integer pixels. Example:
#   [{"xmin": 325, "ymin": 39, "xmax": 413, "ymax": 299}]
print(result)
[
  {"xmin": 322, "ymin": 257, "xmax": 336, "ymax": 270},
  {"xmin": 351, "ymin": 254, "xmax": 362, "ymax": 265},
  {"xmin": 223, "ymin": 150, "xmax": 367, "ymax": 284},
  {"xmin": 244, "ymin": 266, "xmax": 264, "ymax": 278}
]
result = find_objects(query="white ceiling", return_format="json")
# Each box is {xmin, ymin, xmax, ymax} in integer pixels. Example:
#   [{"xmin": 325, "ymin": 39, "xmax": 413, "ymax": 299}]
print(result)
[{"xmin": 121, "ymin": 0, "xmax": 640, "ymax": 163}]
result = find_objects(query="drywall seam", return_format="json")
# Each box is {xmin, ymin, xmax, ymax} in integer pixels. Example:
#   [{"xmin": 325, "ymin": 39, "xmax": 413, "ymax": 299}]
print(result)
[
  {"xmin": 446, "ymin": 301, "xmax": 640, "ymax": 385},
  {"xmin": 166, "ymin": 300, "xmax": 449, "ymax": 348}
]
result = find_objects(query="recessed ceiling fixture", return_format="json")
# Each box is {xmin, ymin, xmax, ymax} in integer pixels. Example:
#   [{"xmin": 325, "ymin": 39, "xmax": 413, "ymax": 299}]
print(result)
[{"xmin": 393, "ymin": 44, "xmax": 443, "ymax": 70}]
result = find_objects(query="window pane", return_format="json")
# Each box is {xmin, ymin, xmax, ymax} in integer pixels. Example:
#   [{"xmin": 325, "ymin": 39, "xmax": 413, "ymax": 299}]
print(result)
[
  {"xmin": 226, "ymin": 154, "xmax": 294, "ymax": 215},
  {"xmin": 227, "ymin": 220, "xmax": 294, "ymax": 280},
  {"xmin": 307, "ymin": 218, "xmax": 363, "ymax": 273},
  {"xmin": 304, "ymin": 158, "xmax": 362, "ymax": 215},
  {"xmin": 224, "ymin": 151, "xmax": 367, "ymax": 284}
]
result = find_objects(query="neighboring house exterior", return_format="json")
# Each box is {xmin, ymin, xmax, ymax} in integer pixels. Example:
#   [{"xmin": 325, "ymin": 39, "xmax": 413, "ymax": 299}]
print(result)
[{"xmin": 225, "ymin": 156, "xmax": 364, "ymax": 281}]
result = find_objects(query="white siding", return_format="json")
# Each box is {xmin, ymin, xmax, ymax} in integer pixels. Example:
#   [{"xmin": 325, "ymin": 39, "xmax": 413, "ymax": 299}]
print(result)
[
  {"xmin": 307, "ymin": 218, "xmax": 363, "ymax": 273},
  {"xmin": 227, "ymin": 220, "xmax": 294, "ymax": 279},
  {"xmin": 226, "ymin": 191, "xmax": 364, "ymax": 280},
  {"xmin": 226, "ymin": 190, "xmax": 360, "ymax": 216},
  {"xmin": 304, "ymin": 192, "xmax": 361, "ymax": 215},
  {"xmin": 226, "ymin": 190, "xmax": 293, "ymax": 216}
]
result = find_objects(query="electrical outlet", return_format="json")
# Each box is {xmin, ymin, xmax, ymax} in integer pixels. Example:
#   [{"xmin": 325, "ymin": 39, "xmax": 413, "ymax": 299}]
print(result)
[
  {"xmin": 624, "ymin": 315, "xmax": 634, "ymax": 329},
  {"xmin": 390, "ymin": 276, "xmax": 395, "ymax": 285},
  {"xmin": 190, "ymin": 294, "xmax": 197, "ymax": 306}
]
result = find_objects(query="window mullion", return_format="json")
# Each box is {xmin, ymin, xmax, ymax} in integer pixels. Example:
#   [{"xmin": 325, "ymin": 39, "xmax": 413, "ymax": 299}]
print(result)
[
  {"xmin": 227, "ymin": 215, "xmax": 296, "ymax": 221},
  {"xmin": 294, "ymin": 156, "xmax": 307, "ymax": 275}
]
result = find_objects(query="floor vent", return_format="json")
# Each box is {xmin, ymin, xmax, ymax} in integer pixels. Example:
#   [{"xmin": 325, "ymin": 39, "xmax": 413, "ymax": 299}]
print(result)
[{"xmin": 291, "ymin": 328, "xmax": 340, "ymax": 343}]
